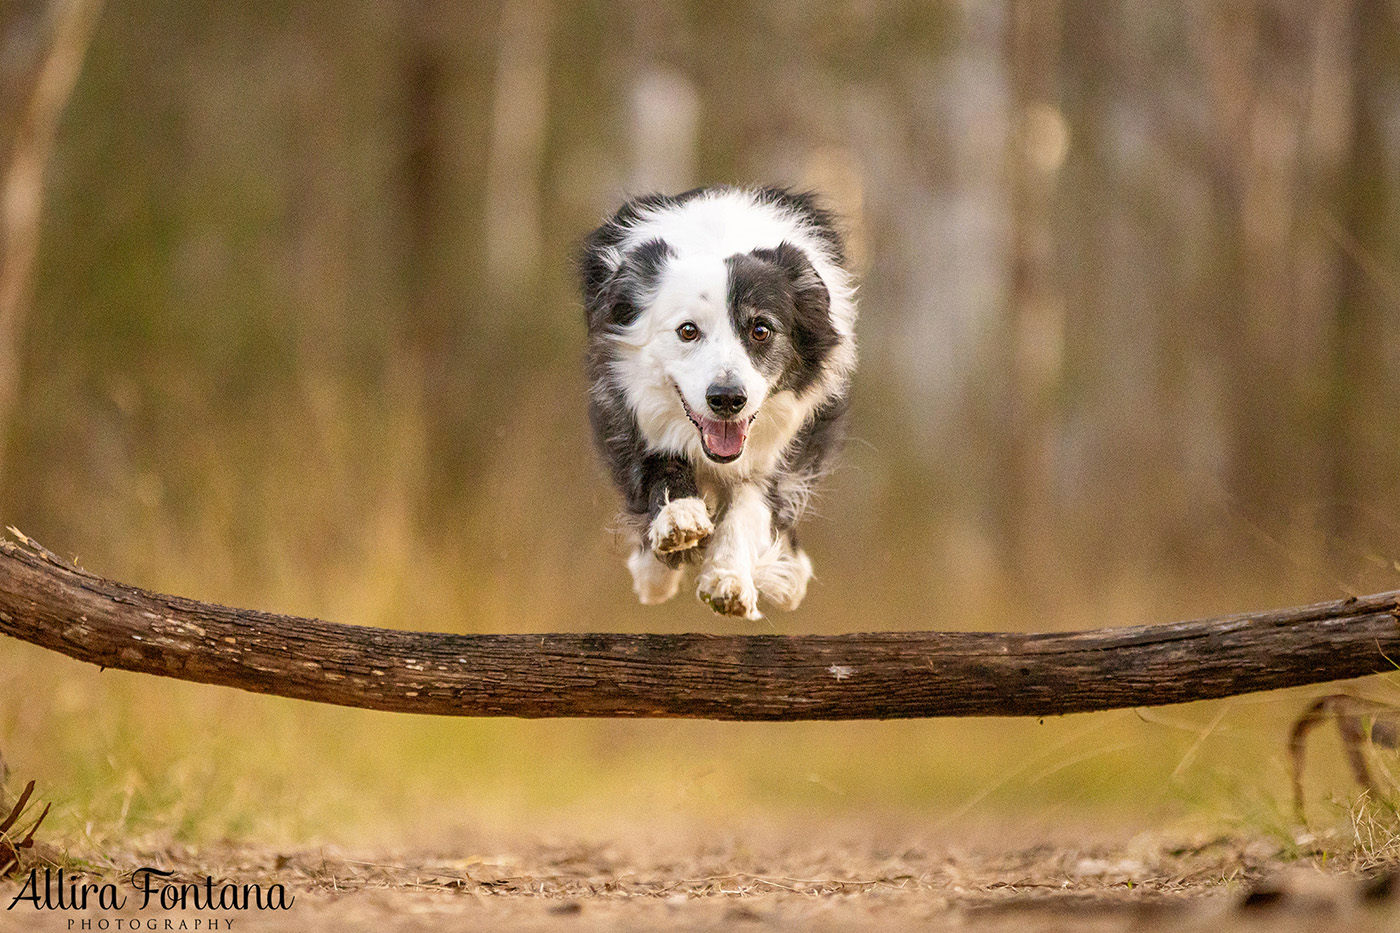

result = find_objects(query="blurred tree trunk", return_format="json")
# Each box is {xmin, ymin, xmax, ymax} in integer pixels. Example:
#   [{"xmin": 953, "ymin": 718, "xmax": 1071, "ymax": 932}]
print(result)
[
  {"xmin": 395, "ymin": 0, "xmax": 463, "ymax": 513},
  {"xmin": 623, "ymin": 0, "xmax": 698, "ymax": 194},
  {"xmin": 0, "ymin": 0, "xmax": 102, "ymax": 486},
  {"xmin": 483, "ymin": 0, "xmax": 551, "ymax": 305},
  {"xmin": 1196, "ymin": 2, "xmax": 1353, "ymax": 545},
  {"xmin": 393, "ymin": 0, "xmax": 505, "ymax": 513},
  {"xmin": 1324, "ymin": 0, "xmax": 1399, "ymax": 536},
  {"xmin": 998, "ymin": 0, "xmax": 1065, "ymax": 573}
]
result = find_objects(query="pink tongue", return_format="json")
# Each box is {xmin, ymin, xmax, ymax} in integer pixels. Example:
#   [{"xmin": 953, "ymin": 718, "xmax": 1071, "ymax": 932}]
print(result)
[{"xmin": 701, "ymin": 417, "xmax": 748, "ymax": 458}]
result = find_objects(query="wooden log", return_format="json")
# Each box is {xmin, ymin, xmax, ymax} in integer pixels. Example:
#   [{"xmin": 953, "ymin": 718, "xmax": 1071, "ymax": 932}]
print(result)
[{"xmin": 1, "ymin": 532, "xmax": 1398, "ymax": 720}]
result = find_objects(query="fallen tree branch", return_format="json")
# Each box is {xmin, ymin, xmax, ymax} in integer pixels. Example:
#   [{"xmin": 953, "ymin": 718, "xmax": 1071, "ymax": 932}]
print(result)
[{"xmin": 1, "ymin": 531, "xmax": 1398, "ymax": 720}]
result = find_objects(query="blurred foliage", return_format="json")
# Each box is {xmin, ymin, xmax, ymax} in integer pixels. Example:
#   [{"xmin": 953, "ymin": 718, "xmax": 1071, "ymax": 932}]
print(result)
[{"xmin": 2, "ymin": 0, "xmax": 1400, "ymax": 839}]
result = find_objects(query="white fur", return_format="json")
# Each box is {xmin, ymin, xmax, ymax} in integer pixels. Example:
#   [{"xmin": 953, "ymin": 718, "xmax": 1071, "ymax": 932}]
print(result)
[
  {"xmin": 695, "ymin": 485, "xmax": 774, "ymax": 620},
  {"xmin": 753, "ymin": 539, "xmax": 814, "ymax": 611},
  {"xmin": 607, "ymin": 190, "xmax": 858, "ymax": 337},
  {"xmin": 608, "ymin": 254, "xmax": 772, "ymax": 462},
  {"xmin": 628, "ymin": 547, "xmax": 682, "ymax": 604}
]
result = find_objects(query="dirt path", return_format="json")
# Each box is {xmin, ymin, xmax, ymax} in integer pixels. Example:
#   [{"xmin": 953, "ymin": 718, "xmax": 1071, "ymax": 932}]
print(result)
[{"xmin": 1, "ymin": 831, "xmax": 1397, "ymax": 932}]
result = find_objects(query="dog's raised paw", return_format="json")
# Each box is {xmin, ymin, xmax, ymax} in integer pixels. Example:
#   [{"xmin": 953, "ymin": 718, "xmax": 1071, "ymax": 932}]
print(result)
[
  {"xmin": 696, "ymin": 567, "xmax": 762, "ymax": 621},
  {"xmin": 648, "ymin": 497, "xmax": 713, "ymax": 555}
]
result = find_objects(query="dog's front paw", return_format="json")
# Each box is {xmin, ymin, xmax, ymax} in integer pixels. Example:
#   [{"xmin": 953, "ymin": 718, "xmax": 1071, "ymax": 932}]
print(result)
[
  {"xmin": 648, "ymin": 497, "xmax": 713, "ymax": 555},
  {"xmin": 696, "ymin": 566, "xmax": 762, "ymax": 621}
]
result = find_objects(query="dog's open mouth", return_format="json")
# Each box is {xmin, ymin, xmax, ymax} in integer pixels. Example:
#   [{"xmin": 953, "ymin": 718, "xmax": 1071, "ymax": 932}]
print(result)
[{"xmin": 678, "ymin": 392, "xmax": 756, "ymax": 463}]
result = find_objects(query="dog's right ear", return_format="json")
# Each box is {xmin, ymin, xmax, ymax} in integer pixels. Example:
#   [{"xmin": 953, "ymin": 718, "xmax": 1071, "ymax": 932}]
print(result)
[
  {"xmin": 579, "ymin": 224, "xmax": 623, "ymax": 322},
  {"xmin": 582, "ymin": 237, "xmax": 674, "ymax": 331}
]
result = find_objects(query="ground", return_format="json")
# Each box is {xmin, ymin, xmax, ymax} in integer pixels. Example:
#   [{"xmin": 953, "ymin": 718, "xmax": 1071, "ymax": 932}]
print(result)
[{"xmin": 2, "ymin": 826, "xmax": 1398, "ymax": 933}]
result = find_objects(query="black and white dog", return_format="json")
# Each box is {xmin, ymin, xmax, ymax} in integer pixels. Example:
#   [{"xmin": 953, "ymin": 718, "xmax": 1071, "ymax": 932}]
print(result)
[{"xmin": 580, "ymin": 186, "xmax": 857, "ymax": 620}]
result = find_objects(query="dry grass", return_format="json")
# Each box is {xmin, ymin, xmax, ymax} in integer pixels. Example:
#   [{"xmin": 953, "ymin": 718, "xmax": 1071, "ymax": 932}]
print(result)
[{"xmin": 1344, "ymin": 795, "xmax": 1400, "ymax": 871}]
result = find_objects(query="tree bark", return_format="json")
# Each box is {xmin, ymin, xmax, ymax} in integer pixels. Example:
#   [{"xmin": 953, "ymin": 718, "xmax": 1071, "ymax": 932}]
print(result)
[{"xmin": 1, "ymin": 532, "xmax": 1397, "ymax": 720}]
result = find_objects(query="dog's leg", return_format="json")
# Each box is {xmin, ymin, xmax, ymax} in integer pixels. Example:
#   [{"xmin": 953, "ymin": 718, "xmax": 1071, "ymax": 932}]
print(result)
[
  {"xmin": 637, "ymin": 455, "xmax": 712, "ymax": 556},
  {"xmin": 696, "ymin": 484, "xmax": 770, "ymax": 621},
  {"xmin": 628, "ymin": 544, "xmax": 683, "ymax": 604},
  {"xmin": 753, "ymin": 532, "xmax": 814, "ymax": 611}
]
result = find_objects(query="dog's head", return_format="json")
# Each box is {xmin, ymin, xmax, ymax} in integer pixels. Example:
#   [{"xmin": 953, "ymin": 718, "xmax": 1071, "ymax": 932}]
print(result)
[{"xmin": 589, "ymin": 238, "xmax": 840, "ymax": 465}]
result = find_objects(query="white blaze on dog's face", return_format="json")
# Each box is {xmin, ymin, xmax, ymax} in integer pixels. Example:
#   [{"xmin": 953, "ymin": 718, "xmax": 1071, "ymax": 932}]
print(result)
[{"xmin": 612, "ymin": 253, "xmax": 770, "ymax": 464}]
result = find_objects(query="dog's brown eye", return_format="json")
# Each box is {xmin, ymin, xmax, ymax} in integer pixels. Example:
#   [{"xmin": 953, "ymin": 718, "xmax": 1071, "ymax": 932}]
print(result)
[
  {"xmin": 751, "ymin": 321, "xmax": 771, "ymax": 342},
  {"xmin": 677, "ymin": 322, "xmax": 700, "ymax": 342}
]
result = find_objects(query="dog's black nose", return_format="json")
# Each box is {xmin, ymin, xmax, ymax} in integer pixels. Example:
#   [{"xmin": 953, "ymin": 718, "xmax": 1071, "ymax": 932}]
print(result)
[{"xmin": 706, "ymin": 383, "xmax": 747, "ymax": 417}]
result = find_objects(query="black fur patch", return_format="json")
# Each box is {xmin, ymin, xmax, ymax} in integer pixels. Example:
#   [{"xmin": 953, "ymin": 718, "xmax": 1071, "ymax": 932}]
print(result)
[
  {"xmin": 585, "ymin": 392, "xmax": 700, "ymax": 565},
  {"xmin": 724, "ymin": 250, "xmax": 793, "ymax": 379},
  {"xmin": 726, "ymin": 242, "xmax": 839, "ymax": 395},
  {"xmin": 766, "ymin": 394, "xmax": 850, "ymax": 532},
  {"xmin": 582, "ymin": 238, "xmax": 675, "ymax": 332}
]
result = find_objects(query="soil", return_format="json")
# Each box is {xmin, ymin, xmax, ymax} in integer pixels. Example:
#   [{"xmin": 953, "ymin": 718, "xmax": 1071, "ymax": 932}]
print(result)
[{"xmin": 1, "ymin": 827, "xmax": 1397, "ymax": 933}]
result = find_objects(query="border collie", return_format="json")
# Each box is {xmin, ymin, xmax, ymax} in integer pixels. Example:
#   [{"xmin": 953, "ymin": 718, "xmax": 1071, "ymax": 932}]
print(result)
[{"xmin": 580, "ymin": 186, "xmax": 857, "ymax": 620}]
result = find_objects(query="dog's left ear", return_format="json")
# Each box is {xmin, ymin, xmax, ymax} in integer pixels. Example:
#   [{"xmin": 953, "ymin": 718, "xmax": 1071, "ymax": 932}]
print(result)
[
  {"xmin": 770, "ymin": 242, "xmax": 839, "ymax": 367},
  {"xmin": 770, "ymin": 241, "xmax": 826, "ymax": 297}
]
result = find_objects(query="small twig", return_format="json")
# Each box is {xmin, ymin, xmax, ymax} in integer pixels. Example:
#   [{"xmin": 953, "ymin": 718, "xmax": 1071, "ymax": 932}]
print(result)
[
  {"xmin": 0, "ymin": 779, "xmax": 36, "ymax": 835},
  {"xmin": 4, "ymin": 527, "xmax": 95, "ymax": 577},
  {"xmin": 1289, "ymin": 695, "xmax": 1400, "ymax": 824},
  {"xmin": 0, "ymin": 780, "xmax": 51, "ymax": 877}
]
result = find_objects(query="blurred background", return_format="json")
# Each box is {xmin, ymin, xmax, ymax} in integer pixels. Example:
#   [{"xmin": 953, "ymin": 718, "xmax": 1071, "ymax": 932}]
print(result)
[{"xmin": 1, "ymin": 0, "xmax": 1399, "ymax": 848}]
